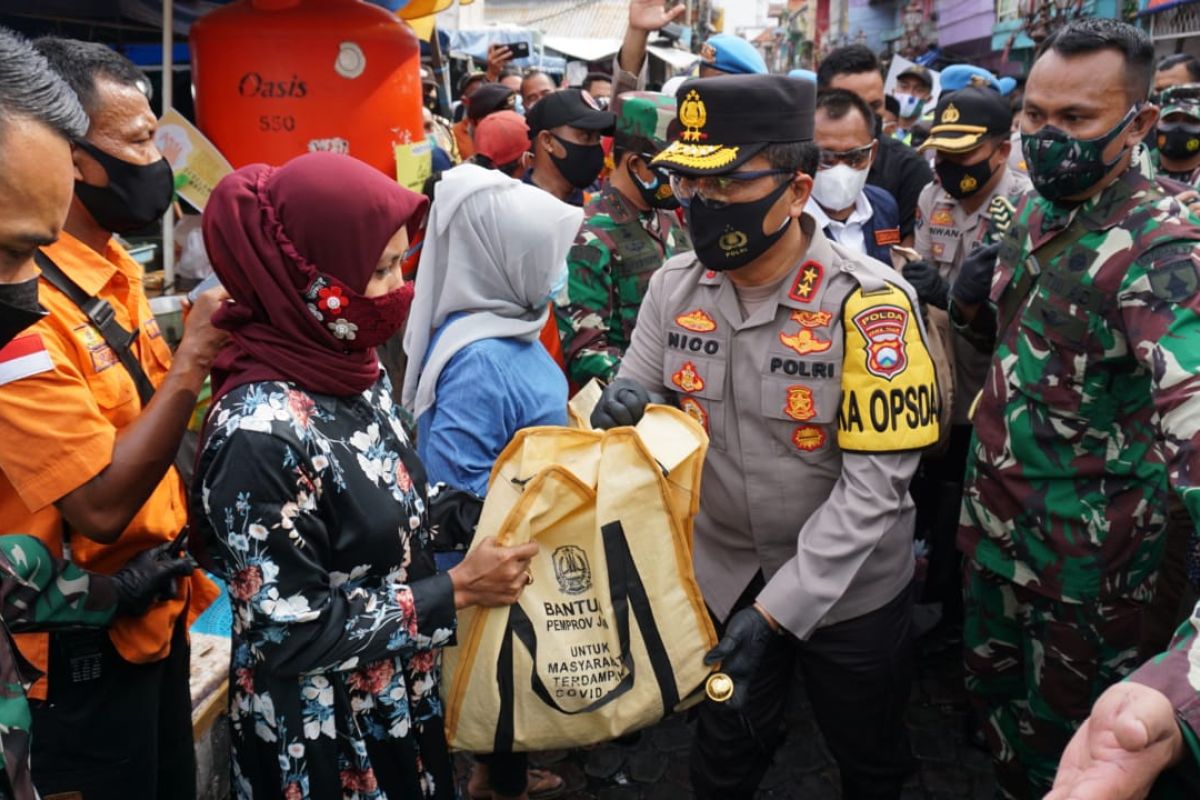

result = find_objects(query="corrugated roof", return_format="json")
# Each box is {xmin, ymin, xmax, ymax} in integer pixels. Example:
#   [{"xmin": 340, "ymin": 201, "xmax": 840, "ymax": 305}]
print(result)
[{"xmin": 484, "ymin": 0, "xmax": 632, "ymax": 41}]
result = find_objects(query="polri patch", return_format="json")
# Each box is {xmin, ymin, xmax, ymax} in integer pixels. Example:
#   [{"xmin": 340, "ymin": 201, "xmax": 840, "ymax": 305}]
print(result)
[
  {"xmin": 672, "ymin": 361, "xmax": 705, "ymax": 393},
  {"xmin": 675, "ymin": 309, "xmax": 718, "ymax": 333},
  {"xmin": 791, "ymin": 425, "xmax": 827, "ymax": 452},
  {"xmin": 783, "ymin": 385, "xmax": 817, "ymax": 421},
  {"xmin": 679, "ymin": 396, "xmax": 709, "ymax": 432}
]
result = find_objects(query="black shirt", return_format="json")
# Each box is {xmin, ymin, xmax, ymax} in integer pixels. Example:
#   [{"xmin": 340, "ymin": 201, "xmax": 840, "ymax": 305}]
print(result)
[{"xmin": 869, "ymin": 135, "xmax": 933, "ymax": 239}]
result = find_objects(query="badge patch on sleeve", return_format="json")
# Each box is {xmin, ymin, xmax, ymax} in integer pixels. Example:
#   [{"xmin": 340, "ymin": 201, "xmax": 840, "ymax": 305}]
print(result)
[
  {"xmin": 0, "ymin": 334, "xmax": 54, "ymax": 386},
  {"xmin": 837, "ymin": 285, "xmax": 939, "ymax": 452}
]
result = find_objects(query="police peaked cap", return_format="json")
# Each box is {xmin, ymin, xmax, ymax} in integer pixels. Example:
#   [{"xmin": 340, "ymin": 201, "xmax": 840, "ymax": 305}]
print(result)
[{"xmin": 652, "ymin": 74, "xmax": 815, "ymax": 176}]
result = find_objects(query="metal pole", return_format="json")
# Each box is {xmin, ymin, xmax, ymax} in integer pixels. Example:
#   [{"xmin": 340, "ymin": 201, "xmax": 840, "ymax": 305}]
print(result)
[{"xmin": 161, "ymin": 0, "xmax": 175, "ymax": 292}]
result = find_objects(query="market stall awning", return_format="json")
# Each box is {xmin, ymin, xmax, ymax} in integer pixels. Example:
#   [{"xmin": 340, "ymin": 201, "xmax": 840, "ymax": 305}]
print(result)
[
  {"xmin": 646, "ymin": 44, "xmax": 697, "ymax": 71},
  {"xmin": 543, "ymin": 35, "xmax": 622, "ymax": 62}
]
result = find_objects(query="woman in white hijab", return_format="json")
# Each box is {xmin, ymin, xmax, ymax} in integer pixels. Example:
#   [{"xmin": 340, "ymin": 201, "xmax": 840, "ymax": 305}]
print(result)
[{"xmin": 402, "ymin": 164, "xmax": 582, "ymax": 800}]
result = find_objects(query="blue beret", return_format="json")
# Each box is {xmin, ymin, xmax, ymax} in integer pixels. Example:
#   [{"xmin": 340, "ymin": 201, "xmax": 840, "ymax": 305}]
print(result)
[
  {"xmin": 996, "ymin": 77, "xmax": 1017, "ymax": 96},
  {"xmin": 939, "ymin": 64, "xmax": 1000, "ymax": 94},
  {"xmin": 700, "ymin": 34, "xmax": 767, "ymax": 76},
  {"xmin": 788, "ymin": 68, "xmax": 818, "ymax": 84}
]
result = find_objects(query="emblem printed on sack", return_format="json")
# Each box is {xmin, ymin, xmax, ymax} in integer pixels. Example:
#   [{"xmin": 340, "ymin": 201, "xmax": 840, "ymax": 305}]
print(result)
[
  {"xmin": 553, "ymin": 546, "xmax": 592, "ymax": 596},
  {"xmin": 784, "ymin": 386, "xmax": 817, "ymax": 421},
  {"xmin": 679, "ymin": 396, "xmax": 709, "ymax": 432},
  {"xmin": 788, "ymin": 261, "xmax": 824, "ymax": 303},
  {"xmin": 852, "ymin": 305, "xmax": 909, "ymax": 380},
  {"xmin": 672, "ymin": 361, "xmax": 705, "ymax": 393},
  {"xmin": 792, "ymin": 425, "xmax": 826, "ymax": 452},
  {"xmin": 675, "ymin": 309, "xmax": 718, "ymax": 333}
]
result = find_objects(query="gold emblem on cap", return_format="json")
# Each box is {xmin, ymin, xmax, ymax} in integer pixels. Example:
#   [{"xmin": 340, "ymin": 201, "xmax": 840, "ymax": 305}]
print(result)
[
  {"xmin": 680, "ymin": 90, "xmax": 708, "ymax": 143},
  {"xmin": 1190, "ymin": 138, "xmax": 1200, "ymax": 152},
  {"xmin": 705, "ymin": 672, "xmax": 734, "ymax": 703},
  {"xmin": 942, "ymin": 103, "xmax": 960, "ymax": 124},
  {"xmin": 960, "ymin": 174, "xmax": 978, "ymax": 194}
]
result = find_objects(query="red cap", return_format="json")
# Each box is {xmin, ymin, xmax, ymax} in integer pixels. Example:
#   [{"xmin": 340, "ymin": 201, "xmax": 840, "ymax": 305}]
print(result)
[{"xmin": 473, "ymin": 110, "xmax": 530, "ymax": 167}]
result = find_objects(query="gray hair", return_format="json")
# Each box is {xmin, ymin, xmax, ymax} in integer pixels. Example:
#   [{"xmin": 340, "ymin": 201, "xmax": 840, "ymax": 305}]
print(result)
[{"xmin": 0, "ymin": 26, "xmax": 89, "ymax": 141}]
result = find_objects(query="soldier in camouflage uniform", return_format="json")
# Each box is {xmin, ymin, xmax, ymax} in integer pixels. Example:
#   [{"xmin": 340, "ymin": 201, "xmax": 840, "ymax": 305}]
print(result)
[
  {"xmin": 555, "ymin": 92, "xmax": 691, "ymax": 387},
  {"xmin": 949, "ymin": 20, "xmax": 1200, "ymax": 800},
  {"xmin": 0, "ymin": 537, "xmax": 192, "ymax": 800},
  {"xmin": 1044, "ymin": 601, "xmax": 1200, "ymax": 800}
]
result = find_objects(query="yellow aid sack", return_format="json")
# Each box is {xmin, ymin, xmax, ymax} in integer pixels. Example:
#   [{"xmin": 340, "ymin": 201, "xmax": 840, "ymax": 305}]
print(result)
[{"xmin": 442, "ymin": 405, "xmax": 717, "ymax": 753}]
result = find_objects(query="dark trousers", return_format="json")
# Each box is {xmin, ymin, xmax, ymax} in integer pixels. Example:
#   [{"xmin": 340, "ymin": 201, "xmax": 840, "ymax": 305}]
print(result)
[
  {"xmin": 476, "ymin": 752, "xmax": 528, "ymax": 796},
  {"xmin": 30, "ymin": 617, "xmax": 196, "ymax": 800},
  {"xmin": 912, "ymin": 424, "xmax": 974, "ymax": 620},
  {"xmin": 689, "ymin": 579, "xmax": 916, "ymax": 800}
]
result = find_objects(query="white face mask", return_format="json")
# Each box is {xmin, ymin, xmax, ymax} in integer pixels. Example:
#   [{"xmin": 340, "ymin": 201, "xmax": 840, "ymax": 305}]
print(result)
[
  {"xmin": 895, "ymin": 92, "xmax": 924, "ymax": 120},
  {"xmin": 811, "ymin": 163, "xmax": 869, "ymax": 213}
]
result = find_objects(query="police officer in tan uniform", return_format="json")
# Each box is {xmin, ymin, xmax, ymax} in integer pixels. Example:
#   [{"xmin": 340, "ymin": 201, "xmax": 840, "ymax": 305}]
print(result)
[
  {"xmin": 591, "ymin": 74, "xmax": 940, "ymax": 800},
  {"xmin": 900, "ymin": 86, "xmax": 1031, "ymax": 624}
]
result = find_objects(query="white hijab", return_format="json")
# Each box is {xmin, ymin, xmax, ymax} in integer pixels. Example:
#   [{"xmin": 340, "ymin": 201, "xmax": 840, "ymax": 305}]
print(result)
[{"xmin": 402, "ymin": 164, "xmax": 583, "ymax": 418}]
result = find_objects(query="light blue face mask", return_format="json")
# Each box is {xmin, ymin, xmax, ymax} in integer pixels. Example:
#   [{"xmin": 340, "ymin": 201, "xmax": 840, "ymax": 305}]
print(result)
[
  {"xmin": 514, "ymin": 95, "xmax": 526, "ymax": 116},
  {"xmin": 544, "ymin": 265, "xmax": 570, "ymax": 306}
]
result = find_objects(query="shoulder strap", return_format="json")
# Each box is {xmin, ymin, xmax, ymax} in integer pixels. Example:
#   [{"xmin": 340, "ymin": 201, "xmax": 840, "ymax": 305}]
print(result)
[
  {"xmin": 35, "ymin": 250, "xmax": 157, "ymax": 407},
  {"xmin": 995, "ymin": 217, "xmax": 1089, "ymax": 338}
]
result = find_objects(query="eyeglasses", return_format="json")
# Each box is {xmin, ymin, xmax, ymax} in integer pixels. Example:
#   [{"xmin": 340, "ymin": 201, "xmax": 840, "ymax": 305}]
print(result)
[
  {"xmin": 818, "ymin": 143, "xmax": 874, "ymax": 170},
  {"xmin": 669, "ymin": 169, "xmax": 791, "ymax": 208}
]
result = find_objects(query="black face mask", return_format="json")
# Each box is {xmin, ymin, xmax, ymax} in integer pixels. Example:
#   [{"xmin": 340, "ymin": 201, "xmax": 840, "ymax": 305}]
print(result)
[
  {"xmin": 0, "ymin": 276, "xmax": 46, "ymax": 348},
  {"xmin": 629, "ymin": 157, "xmax": 680, "ymax": 210},
  {"xmin": 550, "ymin": 135, "xmax": 605, "ymax": 189},
  {"xmin": 1158, "ymin": 125, "xmax": 1200, "ymax": 162},
  {"xmin": 74, "ymin": 139, "xmax": 175, "ymax": 235},
  {"xmin": 686, "ymin": 179, "xmax": 794, "ymax": 272},
  {"xmin": 935, "ymin": 152, "xmax": 997, "ymax": 200}
]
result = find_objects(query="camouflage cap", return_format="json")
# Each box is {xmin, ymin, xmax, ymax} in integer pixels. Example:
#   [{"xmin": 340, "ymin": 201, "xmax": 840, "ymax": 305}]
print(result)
[
  {"xmin": 1161, "ymin": 83, "xmax": 1200, "ymax": 120},
  {"xmin": 611, "ymin": 91, "xmax": 677, "ymax": 155}
]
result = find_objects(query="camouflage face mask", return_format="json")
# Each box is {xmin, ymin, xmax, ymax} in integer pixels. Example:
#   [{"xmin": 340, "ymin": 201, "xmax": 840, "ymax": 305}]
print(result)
[{"xmin": 1020, "ymin": 105, "xmax": 1141, "ymax": 204}]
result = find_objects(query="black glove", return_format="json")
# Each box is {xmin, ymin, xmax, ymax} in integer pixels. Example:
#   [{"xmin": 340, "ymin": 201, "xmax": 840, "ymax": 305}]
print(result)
[
  {"xmin": 703, "ymin": 606, "xmax": 779, "ymax": 713},
  {"xmin": 112, "ymin": 540, "xmax": 197, "ymax": 617},
  {"xmin": 590, "ymin": 378, "xmax": 652, "ymax": 430},
  {"xmin": 950, "ymin": 242, "xmax": 1001, "ymax": 308},
  {"xmin": 902, "ymin": 260, "xmax": 949, "ymax": 310}
]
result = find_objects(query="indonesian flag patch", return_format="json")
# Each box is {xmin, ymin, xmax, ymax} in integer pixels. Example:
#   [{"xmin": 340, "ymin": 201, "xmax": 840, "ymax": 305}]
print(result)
[{"xmin": 0, "ymin": 334, "xmax": 54, "ymax": 386}]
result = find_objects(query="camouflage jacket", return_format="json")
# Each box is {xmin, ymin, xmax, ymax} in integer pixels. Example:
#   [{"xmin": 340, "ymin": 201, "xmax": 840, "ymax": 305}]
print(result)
[
  {"xmin": 0, "ymin": 535, "xmax": 116, "ymax": 799},
  {"xmin": 556, "ymin": 183, "xmax": 691, "ymax": 386},
  {"xmin": 1128, "ymin": 605, "xmax": 1200, "ymax": 774},
  {"xmin": 958, "ymin": 165, "xmax": 1200, "ymax": 602}
]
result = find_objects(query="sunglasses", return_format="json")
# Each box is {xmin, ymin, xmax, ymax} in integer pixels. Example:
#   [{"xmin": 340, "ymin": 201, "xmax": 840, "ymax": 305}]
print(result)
[{"xmin": 818, "ymin": 143, "xmax": 874, "ymax": 170}]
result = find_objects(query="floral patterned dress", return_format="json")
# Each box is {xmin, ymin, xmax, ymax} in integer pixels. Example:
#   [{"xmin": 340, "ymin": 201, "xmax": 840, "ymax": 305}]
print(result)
[{"xmin": 191, "ymin": 377, "xmax": 457, "ymax": 800}]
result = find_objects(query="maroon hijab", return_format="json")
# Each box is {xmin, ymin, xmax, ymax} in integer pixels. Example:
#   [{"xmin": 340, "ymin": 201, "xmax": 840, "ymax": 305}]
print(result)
[{"xmin": 203, "ymin": 152, "xmax": 428, "ymax": 402}]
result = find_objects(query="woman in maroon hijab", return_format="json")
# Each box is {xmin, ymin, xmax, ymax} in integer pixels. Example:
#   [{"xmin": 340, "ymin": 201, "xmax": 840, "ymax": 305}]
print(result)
[{"xmin": 190, "ymin": 153, "xmax": 538, "ymax": 800}]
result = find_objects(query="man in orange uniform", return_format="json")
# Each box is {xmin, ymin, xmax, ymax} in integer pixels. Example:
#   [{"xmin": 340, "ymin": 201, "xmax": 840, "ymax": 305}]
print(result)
[{"xmin": 0, "ymin": 39, "xmax": 226, "ymax": 800}]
